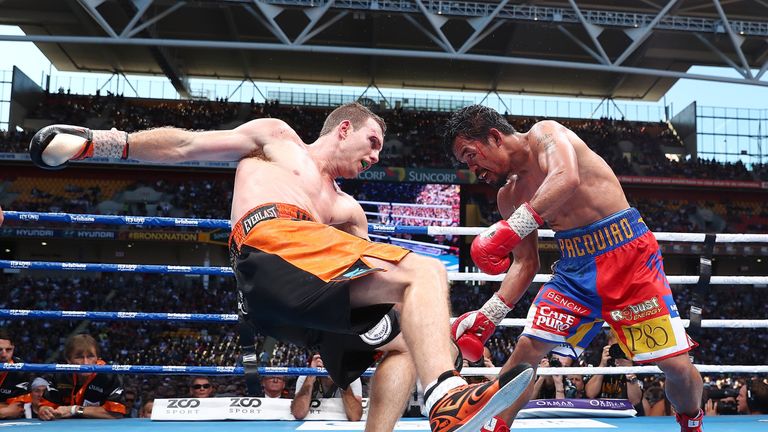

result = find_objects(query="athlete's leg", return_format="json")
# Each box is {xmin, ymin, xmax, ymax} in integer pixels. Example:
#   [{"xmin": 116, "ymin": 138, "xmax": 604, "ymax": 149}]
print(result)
[
  {"xmin": 657, "ymin": 353, "xmax": 703, "ymax": 415},
  {"xmin": 365, "ymin": 335, "xmax": 416, "ymax": 432},
  {"xmin": 349, "ymin": 253, "xmax": 453, "ymax": 386},
  {"xmin": 496, "ymin": 336, "xmax": 556, "ymax": 424}
]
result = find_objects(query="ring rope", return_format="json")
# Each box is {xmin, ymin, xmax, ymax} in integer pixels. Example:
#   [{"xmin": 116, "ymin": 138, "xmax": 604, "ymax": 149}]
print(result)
[
  {"xmin": 5, "ymin": 211, "xmax": 768, "ymax": 243},
  {"xmin": 3, "ymin": 363, "xmax": 767, "ymax": 376},
  {"xmin": 358, "ymin": 201, "xmax": 454, "ymax": 209},
  {"xmin": 2, "ymin": 309, "xmax": 765, "ymax": 328},
  {"xmin": 0, "ymin": 309, "xmax": 238, "ymax": 322},
  {"xmin": 0, "ymin": 260, "xmax": 764, "ymax": 285}
]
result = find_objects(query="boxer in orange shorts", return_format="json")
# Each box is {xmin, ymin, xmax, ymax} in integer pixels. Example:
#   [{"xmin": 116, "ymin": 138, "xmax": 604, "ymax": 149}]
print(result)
[{"xmin": 31, "ymin": 102, "xmax": 534, "ymax": 432}]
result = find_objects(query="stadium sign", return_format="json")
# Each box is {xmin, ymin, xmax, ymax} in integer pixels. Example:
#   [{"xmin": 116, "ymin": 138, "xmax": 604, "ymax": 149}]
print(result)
[{"xmin": 356, "ymin": 167, "xmax": 477, "ymax": 184}]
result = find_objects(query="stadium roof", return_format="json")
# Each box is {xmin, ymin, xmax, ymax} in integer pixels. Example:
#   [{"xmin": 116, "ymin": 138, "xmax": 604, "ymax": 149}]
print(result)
[{"xmin": 1, "ymin": 0, "xmax": 767, "ymax": 101}]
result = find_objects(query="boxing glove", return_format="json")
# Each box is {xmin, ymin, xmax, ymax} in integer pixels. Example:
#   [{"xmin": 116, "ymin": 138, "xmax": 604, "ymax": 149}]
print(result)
[
  {"xmin": 471, "ymin": 203, "xmax": 543, "ymax": 275},
  {"xmin": 30, "ymin": 125, "xmax": 129, "ymax": 170},
  {"xmin": 481, "ymin": 416, "xmax": 510, "ymax": 432},
  {"xmin": 451, "ymin": 293, "xmax": 513, "ymax": 362}
]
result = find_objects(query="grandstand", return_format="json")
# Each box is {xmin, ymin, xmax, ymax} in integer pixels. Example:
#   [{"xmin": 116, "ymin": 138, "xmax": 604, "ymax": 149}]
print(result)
[{"xmin": 0, "ymin": 1, "xmax": 767, "ymax": 430}]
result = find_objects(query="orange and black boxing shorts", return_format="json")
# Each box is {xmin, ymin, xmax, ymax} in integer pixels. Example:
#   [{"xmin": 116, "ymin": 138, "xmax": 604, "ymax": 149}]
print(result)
[{"xmin": 229, "ymin": 203, "xmax": 410, "ymax": 387}]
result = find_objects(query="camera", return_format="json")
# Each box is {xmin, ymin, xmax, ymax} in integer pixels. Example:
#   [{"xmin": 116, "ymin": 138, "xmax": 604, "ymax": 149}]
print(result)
[
  {"xmin": 609, "ymin": 343, "xmax": 627, "ymax": 360},
  {"xmin": 704, "ymin": 384, "xmax": 739, "ymax": 415},
  {"xmin": 548, "ymin": 357, "xmax": 562, "ymax": 368},
  {"xmin": 704, "ymin": 385, "xmax": 739, "ymax": 400},
  {"xmin": 607, "ymin": 343, "xmax": 627, "ymax": 367}
]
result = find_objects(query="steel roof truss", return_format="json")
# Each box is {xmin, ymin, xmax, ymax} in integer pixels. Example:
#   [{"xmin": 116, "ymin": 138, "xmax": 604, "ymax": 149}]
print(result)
[
  {"xmin": 294, "ymin": 11, "xmax": 348, "ymax": 45},
  {"xmin": 557, "ymin": 25, "xmax": 605, "ymax": 64},
  {"xmin": 711, "ymin": 0, "xmax": 753, "ymax": 79},
  {"xmin": 224, "ymin": 6, "xmax": 252, "ymax": 77},
  {"xmin": 694, "ymin": 33, "xmax": 749, "ymax": 79},
  {"xmin": 402, "ymin": 14, "xmax": 451, "ymax": 52},
  {"xmin": 567, "ymin": 0, "xmax": 610, "ymax": 64},
  {"xmin": 294, "ymin": 0, "xmax": 335, "ymax": 45},
  {"xmin": 250, "ymin": 0, "xmax": 292, "ymax": 45},
  {"xmin": 3, "ymin": 33, "xmax": 768, "ymax": 87},
  {"xmin": 458, "ymin": 0, "xmax": 510, "ymax": 54},
  {"xmin": 124, "ymin": 2, "xmax": 186, "ymax": 39},
  {"xmin": 76, "ymin": 0, "xmax": 119, "ymax": 38},
  {"xmin": 458, "ymin": 20, "xmax": 504, "ymax": 55},
  {"xmin": 614, "ymin": 0, "xmax": 679, "ymax": 66},
  {"xmin": 416, "ymin": 0, "xmax": 455, "ymax": 53},
  {"xmin": 121, "ymin": 0, "xmax": 154, "ymax": 38},
  {"xmin": 757, "ymin": 58, "xmax": 768, "ymax": 81}
]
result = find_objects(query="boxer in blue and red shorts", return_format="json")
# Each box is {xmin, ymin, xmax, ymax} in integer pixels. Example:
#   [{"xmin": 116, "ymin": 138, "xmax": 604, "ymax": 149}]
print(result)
[
  {"xmin": 445, "ymin": 105, "xmax": 704, "ymax": 432},
  {"xmin": 525, "ymin": 208, "xmax": 696, "ymax": 364}
]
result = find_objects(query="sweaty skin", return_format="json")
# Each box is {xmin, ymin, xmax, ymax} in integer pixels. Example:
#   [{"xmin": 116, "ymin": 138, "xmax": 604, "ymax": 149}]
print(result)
[{"xmin": 454, "ymin": 120, "xmax": 629, "ymax": 231}]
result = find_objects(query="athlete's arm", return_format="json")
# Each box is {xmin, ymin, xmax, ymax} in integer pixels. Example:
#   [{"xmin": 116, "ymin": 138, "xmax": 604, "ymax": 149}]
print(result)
[
  {"xmin": 30, "ymin": 118, "xmax": 293, "ymax": 168},
  {"xmin": 497, "ymin": 190, "xmax": 540, "ymax": 305},
  {"xmin": 129, "ymin": 118, "xmax": 290, "ymax": 162},
  {"xmin": 527, "ymin": 121, "xmax": 581, "ymax": 221},
  {"xmin": 333, "ymin": 198, "xmax": 371, "ymax": 240}
]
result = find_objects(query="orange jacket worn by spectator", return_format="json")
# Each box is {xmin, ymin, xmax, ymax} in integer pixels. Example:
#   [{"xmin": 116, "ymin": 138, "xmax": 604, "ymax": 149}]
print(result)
[
  {"xmin": 38, "ymin": 334, "xmax": 126, "ymax": 420},
  {"xmin": 0, "ymin": 328, "xmax": 30, "ymax": 420}
]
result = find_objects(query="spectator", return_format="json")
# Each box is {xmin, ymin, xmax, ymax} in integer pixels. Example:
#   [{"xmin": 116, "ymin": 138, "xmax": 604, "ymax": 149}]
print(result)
[
  {"xmin": 122, "ymin": 389, "xmax": 138, "ymax": 417},
  {"xmin": 564, "ymin": 374, "xmax": 586, "ymax": 399},
  {"xmin": 139, "ymin": 399, "xmax": 154, "ymax": 418},
  {"xmin": 585, "ymin": 331, "xmax": 643, "ymax": 411},
  {"xmin": 738, "ymin": 377, "xmax": 768, "ymax": 415},
  {"xmin": 188, "ymin": 376, "xmax": 215, "ymax": 398},
  {"xmin": 0, "ymin": 328, "xmax": 28, "ymax": 420},
  {"xmin": 261, "ymin": 376, "xmax": 288, "ymax": 399},
  {"xmin": 28, "ymin": 377, "xmax": 50, "ymax": 419},
  {"xmin": 291, "ymin": 353, "xmax": 362, "ymax": 421},
  {"xmin": 531, "ymin": 355, "xmax": 569, "ymax": 400},
  {"xmin": 643, "ymin": 381, "xmax": 673, "ymax": 416},
  {"xmin": 38, "ymin": 334, "xmax": 126, "ymax": 420}
]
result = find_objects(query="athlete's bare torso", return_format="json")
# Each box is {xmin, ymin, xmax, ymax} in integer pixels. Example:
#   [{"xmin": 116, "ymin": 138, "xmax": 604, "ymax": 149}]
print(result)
[
  {"xmin": 229, "ymin": 119, "xmax": 366, "ymax": 233},
  {"xmin": 498, "ymin": 122, "xmax": 630, "ymax": 230}
]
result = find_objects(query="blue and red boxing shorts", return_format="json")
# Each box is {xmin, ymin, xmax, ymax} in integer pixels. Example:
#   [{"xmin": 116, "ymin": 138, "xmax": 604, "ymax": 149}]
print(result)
[{"xmin": 522, "ymin": 207, "xmax": 697, "ymax": 363}]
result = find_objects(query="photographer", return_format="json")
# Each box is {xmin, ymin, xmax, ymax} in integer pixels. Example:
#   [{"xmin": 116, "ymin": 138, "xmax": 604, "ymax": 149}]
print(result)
[
  {"xmin": 643, "ymin": 379, "xmax": 673, "ymax": 416},
  {"xmin": 585, "ymin": 333, "xmax": 642, "ymax": 410},
  {"xmin": 703, "ymin": 378, "xmax": 739, "ymax": 416},
  {"xmin": 737, "ymin": 377, "xmax": 768, "ymax": 415},
  {"xmin": 532, "ymin": 355, "xmax": 570, "ymax": 399}
]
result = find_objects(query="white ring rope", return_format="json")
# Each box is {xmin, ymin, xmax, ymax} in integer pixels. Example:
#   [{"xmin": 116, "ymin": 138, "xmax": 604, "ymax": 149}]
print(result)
[
  {"xmin": 364, "ymin": 211, "xmax": 454, "ymax": 223},
  {"xmin": 461, "ymin": 365, "xmax": 768, "ymax": 376},
  {"xmin": 450, "ymin": 273, "xmax": 768, "ymax": 285},
  {"xmin": 490, "ymin": 319, "xmax": 768, "ymax": 328},
  {"xmin": 359, "ymin": 200, "xmax": 454, "ymax": 209},
  {"xmin": 426, "ymin": 227, "xmax": 768, "ymax": 243},
  {"xmin": 369, "ymin": 234, "xmax": 453, "ymax": 249}
]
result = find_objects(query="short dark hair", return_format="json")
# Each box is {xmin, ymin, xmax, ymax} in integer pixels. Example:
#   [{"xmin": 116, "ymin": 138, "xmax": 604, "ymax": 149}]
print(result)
[
  {"xmin": 0, "ymin": 328, "xmax": 12, "ymax": 343},
  {"xmin": 748, "ymin": 378, "xmax": 768, "ymax": 412},
  {"xmin": 442, "ymin": 105, "xmax": 516, "ymax": 162},
  {"xmin": 319, "ymin": 102, "xmax": 386, "ymax": 137}
]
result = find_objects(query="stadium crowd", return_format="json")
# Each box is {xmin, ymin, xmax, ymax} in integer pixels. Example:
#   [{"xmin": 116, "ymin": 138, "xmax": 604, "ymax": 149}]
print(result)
[{"xmin": 2, "ymin": 93, "xmax": 767, "ymax": 181}]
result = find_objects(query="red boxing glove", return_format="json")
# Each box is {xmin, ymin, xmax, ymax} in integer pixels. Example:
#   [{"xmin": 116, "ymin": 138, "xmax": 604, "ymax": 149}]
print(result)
[
  {"xmin": 471, "ymin": 203, "xmax": 543, "ymax": 275},
  {"xmin": 451, "ymin": 293, "xmax": 513, "ymax": 362},
  {"xmin": 481, "ymin": 416, "xmax": 510, "ymax": 432}
]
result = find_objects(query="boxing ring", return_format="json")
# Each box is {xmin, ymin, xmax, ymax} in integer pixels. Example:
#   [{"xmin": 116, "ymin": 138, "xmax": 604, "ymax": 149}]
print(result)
[{"xmin": 1, "ymin": 210, "xmax": 767, "ymax": 431}]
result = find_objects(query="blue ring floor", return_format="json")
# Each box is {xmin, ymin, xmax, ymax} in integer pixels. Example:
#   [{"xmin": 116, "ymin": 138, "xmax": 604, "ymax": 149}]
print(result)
[{"xmin": 2, "ymin": 416, "xmax": 767, "ymax": 431}]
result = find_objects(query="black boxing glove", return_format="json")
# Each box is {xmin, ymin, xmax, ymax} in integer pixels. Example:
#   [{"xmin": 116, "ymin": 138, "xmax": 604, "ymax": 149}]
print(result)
[{"xmin": 30, "ymin": 125, "xmax": 128, "ymax": 170}]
